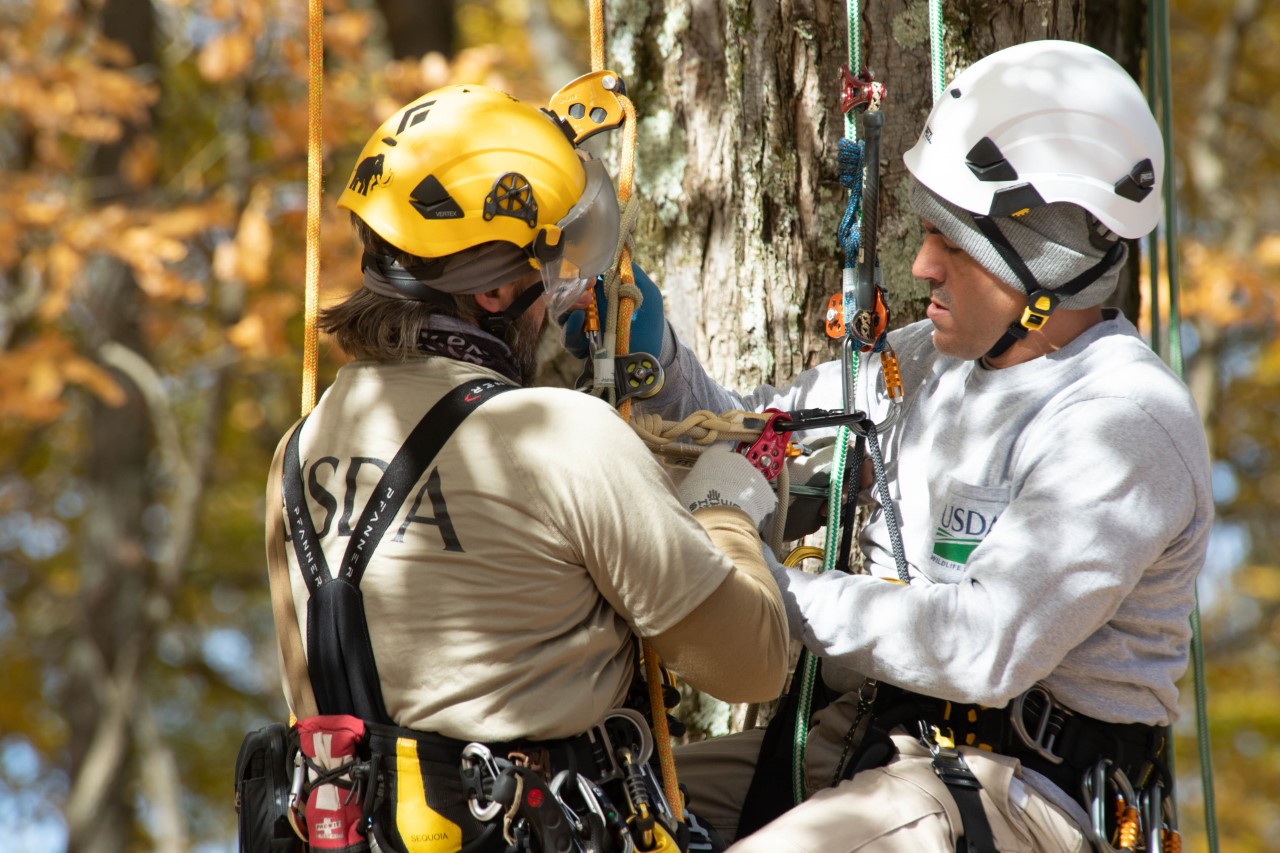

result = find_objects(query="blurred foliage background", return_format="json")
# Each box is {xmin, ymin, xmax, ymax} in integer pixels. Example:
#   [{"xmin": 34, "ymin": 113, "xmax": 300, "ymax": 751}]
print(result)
[{"xmin": 0, "ymin": 0, "xmax": 1276, "ymax": 850}]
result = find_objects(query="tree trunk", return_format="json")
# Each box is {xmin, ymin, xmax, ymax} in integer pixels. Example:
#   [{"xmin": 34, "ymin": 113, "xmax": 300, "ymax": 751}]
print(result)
[
  {"xmin": 374, "ymin": 0, "xmax": 456, "ymax": 59},
  {"xmin": 62, "ymin": 0, "xmax": 165, "ymax": 849},
  {"xmin": 608, "ymin": 0, "xmax": 1145, "ymax": 391},
  {"xmin": 607, "ymin": 0, "xmax": 1140, "ymax": 738}
]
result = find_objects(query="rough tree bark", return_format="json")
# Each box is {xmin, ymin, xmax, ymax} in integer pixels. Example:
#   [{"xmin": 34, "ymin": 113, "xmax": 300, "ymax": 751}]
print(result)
[
  {"xmin": 603, "ymin": 0, "xmax": 1143, "ymax": 736},
  {"xmin": 63, "ymin": 1, "xmax": 159, "ymax": 848},
  {"xmin": 605, "ymin": 0, "xmax": 1140, "ymax": 391}
]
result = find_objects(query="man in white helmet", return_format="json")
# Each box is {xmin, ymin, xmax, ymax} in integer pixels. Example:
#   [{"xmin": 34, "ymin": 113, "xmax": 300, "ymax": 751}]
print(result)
[
  {"xmin": 262, "ymin": 84, "xmax": 789, "ymax": 853},
  {"xmin": 610, "ymin": 41, "xmax": 1212, "ymax": 851}
]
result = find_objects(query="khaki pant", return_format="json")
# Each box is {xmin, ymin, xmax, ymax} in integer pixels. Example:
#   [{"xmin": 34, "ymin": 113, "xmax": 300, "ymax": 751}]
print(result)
[{"xmin": 675, "ymin": 696, "xmax": 1088, "ymax": 853}]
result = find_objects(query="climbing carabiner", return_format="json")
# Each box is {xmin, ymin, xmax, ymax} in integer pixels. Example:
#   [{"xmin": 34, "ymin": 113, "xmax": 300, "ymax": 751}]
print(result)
[{"xmin": 1082, "ymin": 759, "xmax": 1141, "ymax": 853}]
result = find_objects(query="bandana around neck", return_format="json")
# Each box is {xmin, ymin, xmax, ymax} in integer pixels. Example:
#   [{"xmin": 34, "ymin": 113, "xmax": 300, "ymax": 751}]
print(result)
[{"xmin": 417, "ymin": 315, "xmax": 520, "ymax": 384}]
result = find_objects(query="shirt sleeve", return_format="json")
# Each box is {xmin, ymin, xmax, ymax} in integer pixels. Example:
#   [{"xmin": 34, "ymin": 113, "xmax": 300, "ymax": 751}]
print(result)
[
  {"xmin": 500, "ymin": 390, "xmax": 769, "ymax": 638},
  {"xmin": 782, "ymin": 396, "xmax": 1205, "ymax": 714},
  {"xmin": 647, "ymin": 506, "xmax": 790, "ymax": 702},
  {"xmin": 639, "ymin": 322, "xmax": 848, "ymax": 424}
]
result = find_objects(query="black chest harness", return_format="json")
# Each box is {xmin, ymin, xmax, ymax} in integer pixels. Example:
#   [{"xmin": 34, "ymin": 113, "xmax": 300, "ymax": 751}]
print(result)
[{"xmin": 283, "ymin": 378, "xmax": 516, "ymax": 725}]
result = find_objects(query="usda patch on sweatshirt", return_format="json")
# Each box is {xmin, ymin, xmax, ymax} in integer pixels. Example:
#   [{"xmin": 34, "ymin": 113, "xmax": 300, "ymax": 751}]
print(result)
[{"xmin": 928, "ymin": 479, "xmax": 1009, "ymax": 579}]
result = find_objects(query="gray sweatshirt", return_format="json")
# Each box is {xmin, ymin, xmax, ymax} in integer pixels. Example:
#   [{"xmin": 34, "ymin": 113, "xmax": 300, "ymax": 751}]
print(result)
[{"xmin": 643, "ymin": 311, "xmax": 1212, "ymax": 728}]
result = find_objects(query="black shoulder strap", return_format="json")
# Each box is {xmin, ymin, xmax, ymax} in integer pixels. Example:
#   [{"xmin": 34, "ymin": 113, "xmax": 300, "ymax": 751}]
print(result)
[{"xmin": 283, "ymin": 378, "xmax": 515, "ymax": 721}]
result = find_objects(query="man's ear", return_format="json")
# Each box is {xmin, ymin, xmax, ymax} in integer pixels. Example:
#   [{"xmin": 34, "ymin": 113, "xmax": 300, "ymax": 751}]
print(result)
[{"xmin": 474, "ymin": 285, "xmax": 510, "ymax": 313}]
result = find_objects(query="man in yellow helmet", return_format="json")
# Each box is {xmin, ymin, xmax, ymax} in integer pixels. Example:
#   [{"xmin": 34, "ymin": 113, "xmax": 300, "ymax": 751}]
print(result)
[{"xmin": 263, "ymin": 86, "xmax": 788, "ymax": 853}]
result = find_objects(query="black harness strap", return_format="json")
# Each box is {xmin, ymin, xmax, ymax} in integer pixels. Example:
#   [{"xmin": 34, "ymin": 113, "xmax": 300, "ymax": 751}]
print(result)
[
  {"xmin": 919, "ymin": 725, "xmax": 999, "ymax": 853},
  {"xmin": 971, "ymin": 214, "xmax": 1125, "ymax": 359},
  {"xmin": 282, "ymin": 378, "xmax": 515, "ymax": 723}
]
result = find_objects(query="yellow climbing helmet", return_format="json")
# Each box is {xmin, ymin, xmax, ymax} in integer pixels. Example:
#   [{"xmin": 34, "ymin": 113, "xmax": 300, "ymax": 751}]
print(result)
[{"xmin": 338, "ymin": 85, "xmax": 620, "ymax": 314}]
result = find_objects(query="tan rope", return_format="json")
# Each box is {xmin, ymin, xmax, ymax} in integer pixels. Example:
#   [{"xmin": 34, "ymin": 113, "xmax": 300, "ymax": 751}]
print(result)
[
  {"xmin": 630, "ymin": 409, "xmax": 769, "ymax": 449},
  {"xmin": 301, "ymin": 0, "xmax": 323, "ymax": 416}
]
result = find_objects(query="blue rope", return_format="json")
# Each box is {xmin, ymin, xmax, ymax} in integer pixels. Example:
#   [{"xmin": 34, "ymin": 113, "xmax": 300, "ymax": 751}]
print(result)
[{"xmin": 836, "ymin": 137, "xmax": 864, "ymax": 266}]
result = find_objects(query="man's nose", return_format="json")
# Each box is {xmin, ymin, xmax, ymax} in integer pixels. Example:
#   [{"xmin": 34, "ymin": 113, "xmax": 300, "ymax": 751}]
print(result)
[{"xmin": 912, "ymin": 238, "xmax": 944, "ymax": 284}]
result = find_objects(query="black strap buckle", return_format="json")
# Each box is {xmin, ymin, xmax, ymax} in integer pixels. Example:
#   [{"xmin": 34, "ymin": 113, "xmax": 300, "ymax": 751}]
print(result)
[{"xmin": 919, "ymin": 723, "xmax": 980, "ymax": 788}]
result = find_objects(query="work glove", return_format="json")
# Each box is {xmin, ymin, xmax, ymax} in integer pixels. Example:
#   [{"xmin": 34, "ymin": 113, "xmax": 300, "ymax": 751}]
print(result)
[
  {"xmin": 676, "ymin": 444, "xmax": 778, "ymax": 529},
  {"xmin": 561, "ymin": 264, "xmax": 666, "ymax": 360}
]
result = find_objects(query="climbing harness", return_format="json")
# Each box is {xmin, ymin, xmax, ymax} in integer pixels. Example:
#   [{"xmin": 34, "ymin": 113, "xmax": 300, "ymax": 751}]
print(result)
[
  {"xmin": 271, "ymin": 379, "xmax": 515, "ymax": 851},
  {"xmin": 274, "ymin": 377, "xmax": 697, "ymax": 853}
]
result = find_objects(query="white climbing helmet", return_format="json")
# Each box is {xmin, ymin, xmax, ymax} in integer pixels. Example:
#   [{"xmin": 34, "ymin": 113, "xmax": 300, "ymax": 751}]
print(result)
[{"xmin": 903, "ymin": 40, "xmax": 1163, "ymax": 239}]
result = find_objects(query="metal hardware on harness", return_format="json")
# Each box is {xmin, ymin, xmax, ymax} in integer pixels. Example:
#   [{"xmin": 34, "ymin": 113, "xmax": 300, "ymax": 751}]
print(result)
[
  {"xmin": 551, "ymin": 770, "xmax": 637, "ymax": 853},
  {"xmin": 772, "ymin": 408, "xmax": 875, "ymax": 435},
  {"xmin": 1082, "ymin": 759, "xmax": 1140, "ymax": 853},
  {"xmin": 1009, "ymin": 683, "xmax": 1067, "ymax": 765},
  {"xmin": 737, "ymin": 408, "xmax": 790, "ymax": 481},
  {"xmin": 1141, "ymin": 777, "xmax": 1180, "ymax": 853},
  {"xmin": 576, "ymin": 351, "xmax": 665, "ymax": 404},
  {"xmin": 616, "ymin": 352, "xmax": 664, "ymax": 402},
  {"xmin": 287, "ymin": 748, "xmax": 308, "ymax": 841},
  {"xmin": 490, "ymin": 759, "xmax": 579, "ymax": 852},
  {"xmin": 617, "ymin": 747, "xmax": 655, "ymax": 849},
  {"xmin": 586, "ymin": 708, "xmax": 655, "ymax": 784},
  {"xmin": 461, "ymin": 742, "xmax": 507, "ymax": 822},
  {"xmin": 840, "ymin": 336, "xmax": 903, "ymax": 433},
  {"xmin": 919, "ymin": 723, "xmax": 978, "ymax": 791}
]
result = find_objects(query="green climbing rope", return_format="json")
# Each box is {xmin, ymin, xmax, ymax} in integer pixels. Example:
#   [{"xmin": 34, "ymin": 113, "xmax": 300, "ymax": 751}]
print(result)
[
  {"xmin": 1148, "ymin": 1, "xmax": 1217, "ymax": 849},
  {"xmin": 790, "ymin": 0, "xmax": 866, "ymax": 805},
  {"xmin": 927, "ymin": 0, "xmax": 945, "ymax": 101}
]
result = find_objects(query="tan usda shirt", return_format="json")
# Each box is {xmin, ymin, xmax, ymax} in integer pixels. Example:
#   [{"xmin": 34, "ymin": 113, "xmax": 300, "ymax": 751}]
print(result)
[{"xmin": 272, "ymin": 357, "xmax": 743, "ymax": 741}]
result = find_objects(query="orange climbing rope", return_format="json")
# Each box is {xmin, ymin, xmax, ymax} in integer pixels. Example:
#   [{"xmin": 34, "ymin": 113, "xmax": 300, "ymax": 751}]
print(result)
[
  {"xmin": 587, "ymin": 0, "xmax": 684, "ymax": 824},
  {"xmin": 301, "ymin": 0, "xmax": 323, "ymax": 416}
]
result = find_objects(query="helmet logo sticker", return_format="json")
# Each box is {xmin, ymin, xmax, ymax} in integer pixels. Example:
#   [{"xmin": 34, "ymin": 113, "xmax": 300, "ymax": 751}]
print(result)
[
  {"xmin": 396, "ymin": 100, "xmax": 436, "ymax": 134},
  {"xmin": 483, "ymin": 173, "xmax": 538, "ymax": 228},
  {"xmin": 349, "ymin": 154, "xmax": 392, "ymax": 196},
  {"xmin": 409, "ymin": 175, "xmax": 464, "ymax": 220},
  {"xmin": 989, "ymin": 183, "xmax": 1045, "ymax": 218}
]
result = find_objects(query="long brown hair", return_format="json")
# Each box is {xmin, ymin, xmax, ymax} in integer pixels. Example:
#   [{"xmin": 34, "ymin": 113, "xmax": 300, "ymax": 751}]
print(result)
[{"xmin": 318, "ymin": 215, "xmax": 484, "ymax": 362}]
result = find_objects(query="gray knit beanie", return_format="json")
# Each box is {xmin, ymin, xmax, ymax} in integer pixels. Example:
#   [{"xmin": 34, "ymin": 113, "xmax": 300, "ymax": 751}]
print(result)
[{"xmin": 909, "ymin": 178, "xmax": 1127, "ymax": 310}]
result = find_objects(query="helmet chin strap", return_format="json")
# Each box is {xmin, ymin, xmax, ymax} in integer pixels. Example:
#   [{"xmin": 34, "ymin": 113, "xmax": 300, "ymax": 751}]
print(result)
[
  {"xmin": 479, "ymin": 280, "xmax": 545, "ymax": 338},
  {"xmin": 970, "ymin": 214, "xmax": 1125, "ymax": 360}
]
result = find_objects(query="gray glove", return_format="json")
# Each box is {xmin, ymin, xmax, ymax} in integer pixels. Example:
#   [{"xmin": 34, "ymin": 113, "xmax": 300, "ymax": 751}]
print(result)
[{"xmin": 676, "ymin": 444, "xmax": 778, "ymax": 528}]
